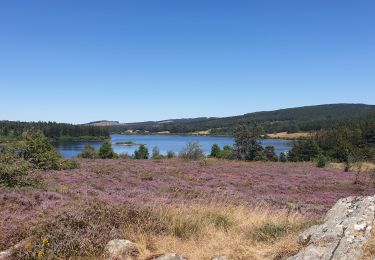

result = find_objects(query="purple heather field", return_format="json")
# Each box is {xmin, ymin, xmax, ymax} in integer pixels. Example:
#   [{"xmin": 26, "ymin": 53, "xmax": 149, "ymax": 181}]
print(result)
[{"xmin": 1, "ymin": 159, "xmax": 374, "ymax": 250}]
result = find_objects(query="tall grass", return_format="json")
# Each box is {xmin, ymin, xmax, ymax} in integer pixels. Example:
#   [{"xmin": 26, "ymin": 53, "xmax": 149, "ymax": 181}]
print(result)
[{"xmin": 10, "ymin": 199, "xmax": 319, "ymax": 259}]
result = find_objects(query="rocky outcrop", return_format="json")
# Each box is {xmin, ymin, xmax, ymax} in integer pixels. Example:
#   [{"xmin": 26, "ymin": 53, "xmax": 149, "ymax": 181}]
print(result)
[
  {"xmin": 288, "ymin": 195, "xmax": 375, "ymax": 260},
  {"xmin": 104, "ymin": 239, "xmax": 140, "ymax": 260},
  {"xmin": 104, "ymin": 239, "xmax": 184, "ymax": 260},
  {"xmin": 154, "ymin": 253, "xmax": 184, "ymax": 260}
]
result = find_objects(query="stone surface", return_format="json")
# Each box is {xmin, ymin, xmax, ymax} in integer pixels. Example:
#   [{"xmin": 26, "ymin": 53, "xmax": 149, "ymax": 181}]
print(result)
[
  {"xmin": 288, "ymin": 195, "xmax": 375, "ymax": 260},
  {"xmin": 104, "ymin": 239, "xmax": 140, "ymax": 260},
  {"xmin": 212, "ymin": 256, "xmax": 229, "ymax": 260},
  {"xmin": 154, "ymin": 253, "xmax": 184, "ymax": 260}
]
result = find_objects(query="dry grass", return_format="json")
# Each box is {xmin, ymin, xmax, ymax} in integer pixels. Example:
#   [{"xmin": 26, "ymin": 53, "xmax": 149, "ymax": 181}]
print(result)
[
  {"xmin": 141, "ymin": 204, "xmax": 313, "ymax": 260},
  {"xmin": 265, "ymin": 132, "xmax": 312, "ymax": 139},
  {"xmin": 360, "ymin": 228, "xmax": 375, "ymax": 260},
  {"xmin": 10, "ymin": 199, "xmax": 319, "ymax": 260},
  {"xmin": 328, "ymin": 162, "xmax": 375, "ymax": 172},
  {"xmin": 9, "ymin": 196, "xmax": 375, "ymax": 260}
]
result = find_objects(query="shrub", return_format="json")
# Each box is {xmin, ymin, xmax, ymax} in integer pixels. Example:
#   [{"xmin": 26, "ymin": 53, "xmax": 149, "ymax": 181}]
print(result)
[
  {"xmin": 315, "ymin": 154, "xmax": 328, "ymax": 168},
  {"xmin": 151, "ymin": 146, "xmax": 163, "ymax": 159},
  {"xmin": 167, "ymin": 150, "xmax": 176, "ymax": 159},
  {"xmin": 288, "ymin": 139, "xmax": 321, "ymax": 162},
  {"xmin": 58, "ymin": 159, "xmax": 80, "ymax": 170},
  {"xmin": 179, "ymin": 142, "xmax": 205, "ymax": 160},
  {"xmin": 279, "ymin": 152, "xmax": 288, "ymax": 162},
  {"xmin": 210, "ymin": 144, "xmax": 221, "ymax": 158},
  {"xmin": 77, "ymin": 145, "xmax": 98, "ymax": 159},
  {"xmin": 264, "ymin": 146, "xmax": 278, "ymax": 161},
  {"xmin": 250, "ymin": 222, "xmax": 292, "ymax": 242},
  {"xmin": 134, "ymin": 145, "xmax": 149, "ymax": 159},
  {"xmin": 98, "ymin": 140, "xmax": 117, "ymax": 159},
  {"xmin": 221, "ymin": 145, "xmax": 236, "ymax": 160},
  {"xmin": 118, "ymin": 152, "xmax": 132, "ymax": 159},
  {"xmin": 0, "ymin": 151, "xmax": 41, "ymax": 187},
  {"xmin": 16, "ymin": 130, "xmax": 62, "ymax": 170}
]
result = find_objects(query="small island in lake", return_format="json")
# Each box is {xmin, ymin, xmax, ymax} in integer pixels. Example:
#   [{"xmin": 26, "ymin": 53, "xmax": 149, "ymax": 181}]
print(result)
[{"xmin": 115, "ymin": 141, "xmax": 144, "ymax": 146}]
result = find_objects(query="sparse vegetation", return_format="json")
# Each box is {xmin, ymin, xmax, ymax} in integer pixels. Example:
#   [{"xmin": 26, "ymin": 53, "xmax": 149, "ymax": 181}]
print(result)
[
  {"xmin": 77, "ymin": 144, "xmax": 98, "ymax": 159},
  {"xmin": 179, "ymin": 142, "xmax": 205, "ymax": 160}
]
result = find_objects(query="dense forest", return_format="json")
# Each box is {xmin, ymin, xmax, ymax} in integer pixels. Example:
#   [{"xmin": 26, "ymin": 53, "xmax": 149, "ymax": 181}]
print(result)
[
  {"xmin": 107, "ymin": 104, "xmax": 375, "ymax": 135},
  {"xmin": 0, "ymin": 121, "xmax": 109, "ymax": 141}
]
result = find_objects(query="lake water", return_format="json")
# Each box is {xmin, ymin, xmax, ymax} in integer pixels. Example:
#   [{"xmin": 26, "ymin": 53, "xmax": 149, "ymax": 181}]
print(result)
[{"xmin": 55, "ymin": 134, "xmax": 294, "ymax": 158}]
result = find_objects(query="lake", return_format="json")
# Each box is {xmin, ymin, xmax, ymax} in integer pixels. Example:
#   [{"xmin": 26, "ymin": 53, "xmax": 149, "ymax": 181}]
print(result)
[{"xmin": 55, "ymin": 134, "xmax": 294, "ymax": 158}]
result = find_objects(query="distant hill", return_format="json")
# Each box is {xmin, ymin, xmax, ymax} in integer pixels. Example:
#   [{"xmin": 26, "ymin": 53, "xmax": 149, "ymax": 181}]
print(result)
[
  {"xmin": 85, "ymin": 120, "xmax": 120, "ymax": 126},
  {"xmin": 108, "ymin": 103, "xmax": 375, "ymax": 135}
]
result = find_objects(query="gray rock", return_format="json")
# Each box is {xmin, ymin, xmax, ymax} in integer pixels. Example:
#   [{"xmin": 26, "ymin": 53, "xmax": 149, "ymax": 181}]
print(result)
[
  {"xmin": 288, "ymin": 195, "xmax": 375, "ymax": 260},
  {"xmin": 155, "ymin": 253, "xmax": 184, "ymax": 260},
  {"xmin": 104, "ymin": 239, "xmax": 140, "ymax": 260},
  {"xmin": 212, "ymin": 256, "xmax": 229, "ymax": 260}
]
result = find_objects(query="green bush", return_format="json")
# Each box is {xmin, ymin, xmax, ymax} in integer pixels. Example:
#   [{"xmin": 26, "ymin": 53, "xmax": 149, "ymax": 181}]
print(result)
[
  {"xmin": 167, "ymin": 150, "xmax": 176, "ymax": 159},
  {"xmin": 279, "ymin": 152, "xmax": 288, "ymax": 162},
  {"xmin": 288, "ymin": 139, "xmax": 321, "ymax": 162},
  {"xmin": 179, "ymin": 142, "xmax": 205, "ymax": 160},
  {"xmin": 77, "ymin": 145, "xmax": 98, "ymax": 159},
  {"xmin": 210, "ymin": 144, "xmax": 221, "ymax": 158},
  {"xmin": 250, "ymin": 222, "xmax": 292, "ymax": 242},
  {"xmin": 16, "ymin": 130, "xmax": 62, "ymax": 170},
  {"xmin": 315, "ymin": 154, "xmax": 328, "ymax": 168},
  {"xmin": 58, "ymin": 159, "xmax": 80, "ymax": 170},
  {"xmin": 0, "ymin": 151, "xmax": 41, "ymax": 187},
  {"xmin": 263, "ymin": 146, "xmax": 278, "ymax": 161},
  {"xmin": 134, "ymin": 145, "xmax": 149, "ymax": 159},
  {"xmin": 98, "ymin": 140, "xmax": 117, "ymax": 159},
  {"xmin": 221, "ymin": 145, "xmax": 236, "ymax": 160}
]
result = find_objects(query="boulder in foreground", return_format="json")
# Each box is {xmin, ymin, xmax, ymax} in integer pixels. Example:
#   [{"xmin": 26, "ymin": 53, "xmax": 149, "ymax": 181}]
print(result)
[
  {"xmin": 288, "ymin": 195, "xmax": 375, "ymax": 260},
  {"xmin": 104, "ymin": 239, "xmax": 140, "ymax": 260}
]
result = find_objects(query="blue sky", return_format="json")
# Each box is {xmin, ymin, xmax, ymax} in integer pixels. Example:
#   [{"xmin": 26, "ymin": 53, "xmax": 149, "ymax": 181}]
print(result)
[{"xmin": 0, "ymin": 0, "xmax": 374, "ymax": 123}]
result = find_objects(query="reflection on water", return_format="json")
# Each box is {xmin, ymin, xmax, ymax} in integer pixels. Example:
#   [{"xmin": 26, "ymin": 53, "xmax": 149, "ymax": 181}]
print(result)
[{"xmin": 55, "ymin": 134, "xmax": 293, "ymax": 158}]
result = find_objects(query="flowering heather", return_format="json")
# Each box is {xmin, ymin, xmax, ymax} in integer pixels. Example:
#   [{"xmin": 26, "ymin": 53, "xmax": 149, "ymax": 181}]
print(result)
[
  {"xmin": 1, "ymin": 159, "xmax": 374, "ymax": 257},
  {"xmin": 44, "ymin": 159, "xmax": 374, "ymax": 214}
]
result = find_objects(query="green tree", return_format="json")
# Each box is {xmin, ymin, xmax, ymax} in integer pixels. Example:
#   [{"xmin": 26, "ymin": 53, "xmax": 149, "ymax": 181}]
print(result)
[
  {"xmin": 234, "ymin": 125, "xmax": 264, "ymax": 161},
  {"xmin": 98, "ymin": 140, "xmax": 117, "ymax": 159},
  {"xmin": 210, "ymin": 144, "xmax": 221, "ymax": 158},
  {"xmin": 221, "ymin": 145, "xmax": 236, "ymax": 160},
  {"xmin": 263, "ymin": 146, "xmax": 277, "ymax": 161},
  {"xmin": 134, "ymin": 145, "xmax": 149, "ymax": 159},
  {"xmin": 288, "ymin": 139, "xmax": 321, "ymax": 162},
  {"xmin": 16, "ymin": 130, "xmax": 62, "ymax": 170}
]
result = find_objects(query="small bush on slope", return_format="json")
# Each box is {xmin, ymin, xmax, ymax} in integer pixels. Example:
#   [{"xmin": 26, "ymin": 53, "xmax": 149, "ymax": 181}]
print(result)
[
  {"xmin": 0, "ymin": 151, "xmax": 41, "ymax": 187},
  {"xmin": 13, "ymin": 130, "xmax": 79, "ymax": 170},
  {"xmin": 98, "ymin": 140, "xmax": 117, "ymax": 159},
  {"xmin": 77, "ymin": 144, "xmax": 98, "ymax": 159}
]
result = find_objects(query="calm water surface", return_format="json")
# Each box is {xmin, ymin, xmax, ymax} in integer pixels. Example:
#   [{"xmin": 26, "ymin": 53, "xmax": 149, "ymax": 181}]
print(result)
[{"xmin": 55, "ymin": 134, "xmax": 293, "ymax": 158}]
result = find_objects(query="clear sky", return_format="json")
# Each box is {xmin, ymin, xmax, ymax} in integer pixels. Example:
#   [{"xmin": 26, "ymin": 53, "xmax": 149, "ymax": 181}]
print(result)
[{"xmin": 0, "ymin": 0, "xmax": 374, "ymax": 124}]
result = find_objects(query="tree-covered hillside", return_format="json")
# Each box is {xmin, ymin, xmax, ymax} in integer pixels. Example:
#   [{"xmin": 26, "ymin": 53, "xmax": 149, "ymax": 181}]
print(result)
[
  {"xmin": 110, "ymin": 104, "xmax": 375, "ymax": 135},
  {"xmin": 0, "ymin": 121, "xmax": 109, "ymax": 141}
]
